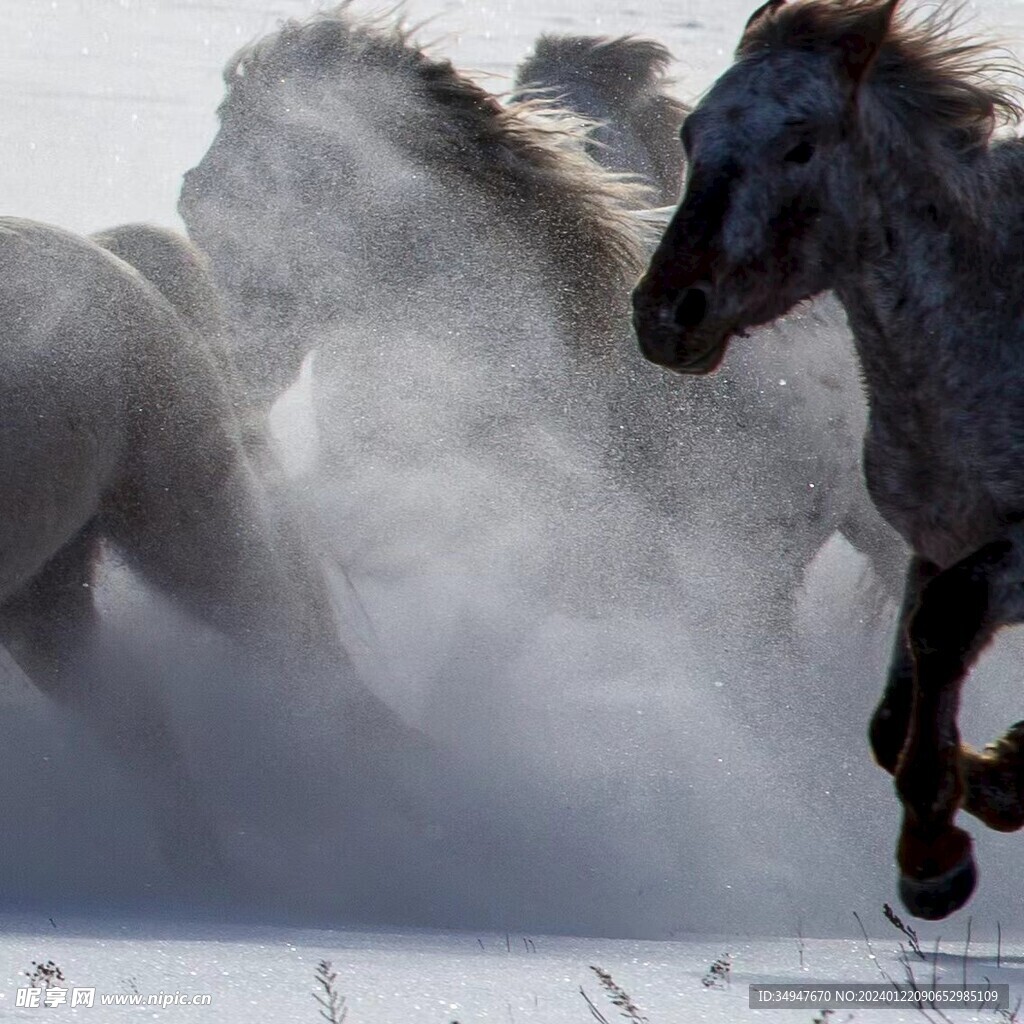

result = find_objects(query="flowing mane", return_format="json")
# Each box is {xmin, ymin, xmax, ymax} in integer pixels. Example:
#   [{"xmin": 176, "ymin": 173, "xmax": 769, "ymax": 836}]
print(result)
[
  {"xmin": 740, "ymin": 0, "xmax": 1022, "ymax": 154},
  {"xmin": 219, "ymin": 5, "xmax": 651, "ymax": 331},
  {"xmin": 516, "ymin": 34, "xmax": 680, "ymax": 107}
]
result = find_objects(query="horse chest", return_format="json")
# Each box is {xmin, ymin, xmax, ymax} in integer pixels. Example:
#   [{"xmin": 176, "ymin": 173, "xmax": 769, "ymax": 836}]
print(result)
[
  {"xmin": 849, "ymin": 290, "xmax": 1024, "ymax": 566},
  {"xmin": 863, "ymin": 412, "xmax": 1005, "ymax": 568}
]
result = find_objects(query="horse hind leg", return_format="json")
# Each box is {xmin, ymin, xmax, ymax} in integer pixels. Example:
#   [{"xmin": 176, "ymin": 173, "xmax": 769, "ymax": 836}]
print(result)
[
  {"xmin": 0, "ymin": 525, "xmax": 227, "ymax": 884},
  {"xmin": 0, "ymin": 526, "xmax": 101, "ymax": 692}
]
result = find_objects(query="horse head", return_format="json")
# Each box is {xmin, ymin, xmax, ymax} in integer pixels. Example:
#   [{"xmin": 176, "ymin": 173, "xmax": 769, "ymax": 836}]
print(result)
[{"xmin": 632, "ymin": 0, "xmax": 897, "ymax": 373}]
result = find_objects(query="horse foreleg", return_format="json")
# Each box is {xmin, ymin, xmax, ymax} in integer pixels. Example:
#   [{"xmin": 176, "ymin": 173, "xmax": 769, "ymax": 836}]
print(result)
[
  {"xmin": 870, "ymin": 547, "xmax": 1024, "ymax": 837},
  {"xmin": 892, "ymin": 538, "xmax": 1015, "ymax": 919},
  {"xmin": 960, "ymin": 729, "xmax": 1024, "ymax": 831},
  {"xmin": 869, "ymin": 556, "xmax": 938, "ymax": 773}
]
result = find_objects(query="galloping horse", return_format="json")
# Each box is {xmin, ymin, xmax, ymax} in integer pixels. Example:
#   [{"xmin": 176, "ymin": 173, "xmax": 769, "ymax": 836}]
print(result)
[
  {"xmin": 512, "ymin": 34, "xmax": 689, "ymax": 204},
  {"xmin": 0, "ymin": 218, "xmax": 436, "ymax": 905},
  {"xmin": 180, "ymin": 7, "xmax": 905, "ymax": 630},
  {"xmin": 634, "ymin": 0, "xmax": 1024, "ymax": 918},
  {"xmin": 179, "ymin": 10, "xmax": 671, "ymax": 607}
]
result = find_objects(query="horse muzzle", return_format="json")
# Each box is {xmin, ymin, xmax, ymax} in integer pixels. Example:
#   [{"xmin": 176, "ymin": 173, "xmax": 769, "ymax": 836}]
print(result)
[{"xmin": 631, "ymin": 281, "xmax": 731, "ymax": 374}]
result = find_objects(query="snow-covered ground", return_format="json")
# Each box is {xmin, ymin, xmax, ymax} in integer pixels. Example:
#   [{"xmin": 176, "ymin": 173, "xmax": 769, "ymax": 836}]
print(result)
[{"xmin": 2, "ymin": 913, "xmax": 1024, "ymax": 1022}]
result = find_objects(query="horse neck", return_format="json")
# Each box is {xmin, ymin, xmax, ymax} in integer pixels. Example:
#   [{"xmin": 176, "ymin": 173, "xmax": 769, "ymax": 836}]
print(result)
[{"xmin": 831, "ymin": 131, "xmax": 1003, "ymax": 417}]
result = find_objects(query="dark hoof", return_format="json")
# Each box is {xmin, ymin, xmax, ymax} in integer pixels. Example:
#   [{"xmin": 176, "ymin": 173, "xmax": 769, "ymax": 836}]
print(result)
[{"xmin": 898, "ymin": 853, "xmax": 977, "ymax": 920}]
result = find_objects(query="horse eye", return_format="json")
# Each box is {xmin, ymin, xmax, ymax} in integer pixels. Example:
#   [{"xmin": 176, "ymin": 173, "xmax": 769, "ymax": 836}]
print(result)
[{"xmin": 784, "ymin": 140, "xmax": 815, "ymax": 164}]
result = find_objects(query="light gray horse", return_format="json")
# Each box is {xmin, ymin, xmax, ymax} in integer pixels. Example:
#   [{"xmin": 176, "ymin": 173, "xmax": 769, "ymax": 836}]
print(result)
[
  {"xmin": 512, "ymin": 34, "xmax": 689, "ymax": 204},
  {"xmin": 179, "ymin": 11, "xmax": 648, "ymax": 418},
  {"xmin": 633, "ymin": 0, "xmax": 1024, "ymax": 919},
  {"xmin": 0, "ymin": 218, "xmax": 439, "ymax": 912},
  {"xmin": 178, "ymin": 11, "xmax": 674, "ymax": 607},
  {"xmin": 179, "ymin": 8, "xmax": 908, "ymax": 633}
]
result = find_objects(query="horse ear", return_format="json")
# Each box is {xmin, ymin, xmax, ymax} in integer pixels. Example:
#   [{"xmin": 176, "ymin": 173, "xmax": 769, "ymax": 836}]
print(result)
[
  {"xmin": 741, "ymin": 0, "xmax": 786, "ymax": 41},
  {"xmin": 833, "ymin": 0, "xmax": 899, "ymax": 85}
]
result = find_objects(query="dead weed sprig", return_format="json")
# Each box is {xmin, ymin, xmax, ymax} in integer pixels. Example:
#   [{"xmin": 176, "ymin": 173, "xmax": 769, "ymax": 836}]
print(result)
[
  {"xmin": 701, "ymin": 954, "xmax": 732, "ymax": 989},
  {"xmin": 581, "ymin": 965, "xmax": 648, "ymax": 1023},
  {"xmin": 313, "ymin": 960, "xmax": 347, "ymax": 1024}
]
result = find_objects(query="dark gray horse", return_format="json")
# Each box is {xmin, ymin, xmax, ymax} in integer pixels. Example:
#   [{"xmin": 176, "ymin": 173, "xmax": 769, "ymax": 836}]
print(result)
[
  {"xmin": 0, "ymin": 218, "xmax": 443, "ymax": 913},
  {"xmin": 513, "ymin": 34, "xmax": 689, "ymax": 204},
  {"xmin": 634, "ymin": 0, "xmax": 1024, "ymax": 919}
]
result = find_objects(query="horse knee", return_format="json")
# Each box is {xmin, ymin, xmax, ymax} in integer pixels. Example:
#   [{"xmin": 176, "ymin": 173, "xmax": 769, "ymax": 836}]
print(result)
[{"xmin": 869, "ymin": 703, "xmax": 906, "ymax": 774}]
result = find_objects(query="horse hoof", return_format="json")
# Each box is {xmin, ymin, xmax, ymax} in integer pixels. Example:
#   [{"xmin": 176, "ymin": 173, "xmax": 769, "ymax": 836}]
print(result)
[
  {"xmin": 898, "ymin": 853, "xmax": 977, "ymax": 920},
  {"xmin": 962, "ymin": 724, "xmax": 1024, "ymax": 832}
]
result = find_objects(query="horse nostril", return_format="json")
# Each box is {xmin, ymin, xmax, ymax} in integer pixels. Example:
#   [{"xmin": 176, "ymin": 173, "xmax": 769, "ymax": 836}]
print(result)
[{"xmin": 674, "ymin": 285, "xmax": 710, "ymax": 329}]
